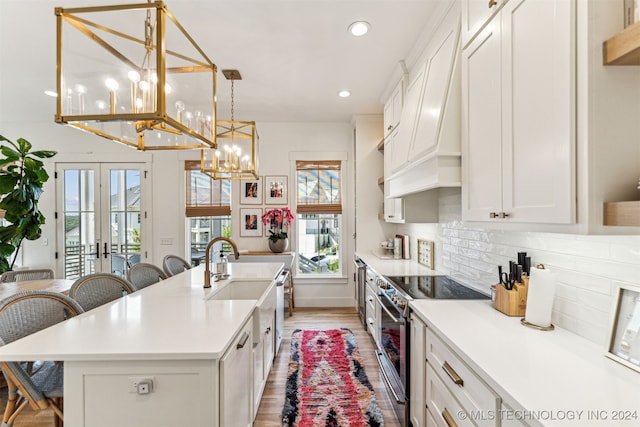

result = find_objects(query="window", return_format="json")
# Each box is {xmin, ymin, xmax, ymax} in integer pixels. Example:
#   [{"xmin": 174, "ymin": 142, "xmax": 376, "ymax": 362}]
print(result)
[
  {"xmin": 185, "ymin": 161, "xmax": 231, "ymax": 265},
  {"xmin": 296, "ymin": 160, "xmax": 342, "ymax": 276}
]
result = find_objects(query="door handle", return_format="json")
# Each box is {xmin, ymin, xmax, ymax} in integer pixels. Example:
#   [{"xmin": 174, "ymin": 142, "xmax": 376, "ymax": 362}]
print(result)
[
  {"xmin": 103, "ymin": 242, "xmax": 110, "ymax": 259},
  {"xmin": 90, "ymin": 243, "xmax": 100, "ymax": 258},
  {"xmin": 488, "ymin": 0, "xmax": 497, "ymax": 8},
  {"xmin": 236, "ymin": 331, "xmax": 250, "ymax": 349}
]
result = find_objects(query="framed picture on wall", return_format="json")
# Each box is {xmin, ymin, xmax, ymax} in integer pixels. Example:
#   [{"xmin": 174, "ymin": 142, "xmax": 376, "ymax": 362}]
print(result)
[
  {"xmin": 606, "ymin": 283, "xmax": 640, "ymax": 373},
  {"xmin": 240, "ymin": 208, "xmax": 262, "ymax": 237},
  {"xmin": 240, "ymin": 177, "xmax": 262, "ymax": 205},
  {"xmin": 265, "ymin": 175, "xmax": 288, "ymax": 205}
]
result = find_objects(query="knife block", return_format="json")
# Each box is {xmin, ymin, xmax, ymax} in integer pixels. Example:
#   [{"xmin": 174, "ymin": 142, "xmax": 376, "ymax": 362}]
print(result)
[{"xmin": 494, "ymin": 279, "xmax": 528, "ymax": 316}]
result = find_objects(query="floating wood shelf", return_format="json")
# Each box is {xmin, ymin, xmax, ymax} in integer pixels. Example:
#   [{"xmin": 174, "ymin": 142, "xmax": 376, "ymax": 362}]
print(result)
[
  {"xmin": 377, "ymin": 138, "xmax": 384, "ymax": 152},
  {"xmin": 603, "ymin": 201, "xmax": 640, "ymax": 226},
  {"xmin": 603, "ymin": 22, "xmax": 640, "ymax": 65}
]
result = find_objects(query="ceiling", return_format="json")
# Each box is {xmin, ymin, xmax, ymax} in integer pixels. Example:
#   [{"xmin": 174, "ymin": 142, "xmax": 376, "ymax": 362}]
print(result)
[{"xmin": 0, "ymin": 0, "xmax": 447, "ymax": 124}]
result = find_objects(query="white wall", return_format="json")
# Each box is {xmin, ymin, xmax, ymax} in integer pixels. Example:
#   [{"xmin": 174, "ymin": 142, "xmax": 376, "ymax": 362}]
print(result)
[{"xmin": 396, "ymin": 189, "xmax": 640, "ymax": 347}]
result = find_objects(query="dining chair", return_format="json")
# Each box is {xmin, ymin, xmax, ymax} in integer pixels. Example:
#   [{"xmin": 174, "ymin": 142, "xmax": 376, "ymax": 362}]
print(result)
[
  {"xmin": 0, "ymin": 290, "xmax": 84, "ymax": 427},
  {"xmin": 68, "ymin": 273, "xmax": 135, "ymax": 312},
  {"xmin": 162, "ymin": 255, "xmax": 191, "ymax": 277},
  {"xmin": 127, "ymin": 263, "xmax": 167, "ymax": 291},
  {"xmin": 110, "ymin": 254, "xmax": 128, "ymax": 277},
  {"xmin": 0, "ymin": 269, "xmax": 55, "ymax": 283}
]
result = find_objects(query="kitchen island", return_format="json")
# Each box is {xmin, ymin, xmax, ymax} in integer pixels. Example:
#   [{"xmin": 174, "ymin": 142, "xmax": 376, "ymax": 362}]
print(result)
[{"xmin": 0, "ymin": 262, "xmax": 284, "ymax": 427}]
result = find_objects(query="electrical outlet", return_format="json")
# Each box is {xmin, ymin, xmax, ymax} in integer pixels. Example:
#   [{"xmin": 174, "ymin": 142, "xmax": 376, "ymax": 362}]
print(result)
[
  {"xmin": 128, "ymin": 376, "xmax": 155, "ymax": 394},
  {"xmin": 42, "ymin": 238, "xmax": 48, "ymax": 246}
]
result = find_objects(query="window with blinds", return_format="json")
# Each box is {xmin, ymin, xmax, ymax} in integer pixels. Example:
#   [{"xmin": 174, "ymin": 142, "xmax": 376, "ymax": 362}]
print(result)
[
  {"xmin": 185, "ymin": 160, "xmax": 231, "ymax": 217},
  {"xmin": 296, "ymin": 160, "xmax": 342, "ymax": 214},
  {"xmin": 184, "ymin": 161, "xmax": 231, "ymax": 266},
  {"xmin": 295, "ymin": 160, "xmax": 342, "ymax": 276}
]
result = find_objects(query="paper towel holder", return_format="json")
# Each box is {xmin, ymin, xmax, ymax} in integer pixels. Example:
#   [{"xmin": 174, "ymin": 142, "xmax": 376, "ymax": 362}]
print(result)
[
  {"xmin": 520, "ymin": 318, "xmax": 555, "ymax": 331},
  {"xmin": 520, "ymin": 264, "xmax": 555, "ymax": 331}
]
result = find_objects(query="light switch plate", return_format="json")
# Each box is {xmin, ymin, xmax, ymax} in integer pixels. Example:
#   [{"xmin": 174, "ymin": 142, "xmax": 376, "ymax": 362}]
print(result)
[{"xmin": 417, "ymin": 239, "xmax": 434, "ymax": 269}]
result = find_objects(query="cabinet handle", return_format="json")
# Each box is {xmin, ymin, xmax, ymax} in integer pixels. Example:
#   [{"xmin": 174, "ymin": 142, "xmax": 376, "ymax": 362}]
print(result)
[
  {"xmin": 488, "ymin": 0, "xmax": 497, "ymax": 8},
  {"xmin": 442, "ymin": 408, "xmax": 458, "ymax": 427},
  {"xmin": 499, "ymin": 212, "xmax": 510, "ymax": 218},
  {"xmin": 489, "ymin": 212, "xmax": 498, "ymax": 219},
  {"xmin": 236, "ymin": 331, "xmax": 250, "ymax": 349},
  {"xmin": 442, "ymin": 361, "xmax": 464, "ymax": 386},
  {"xmin": 387, "ymin": 125, "xmax": 392, "ymax": 130}
]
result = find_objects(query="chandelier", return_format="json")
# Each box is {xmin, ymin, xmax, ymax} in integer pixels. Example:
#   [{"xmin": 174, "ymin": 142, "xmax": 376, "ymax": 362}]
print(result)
[
  {"xmin": 201, "ymin": 69, "xmax": 259, "ymax": 180},
  {"xmin": 54, "ymin": 1, "xmax": 217, "ymax": 150}
]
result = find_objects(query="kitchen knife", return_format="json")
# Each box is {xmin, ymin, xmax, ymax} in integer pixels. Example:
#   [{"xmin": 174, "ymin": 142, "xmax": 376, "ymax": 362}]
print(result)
[{"xmin": 524, "ymin": 257, "xmax": 531, "ymax": 275}]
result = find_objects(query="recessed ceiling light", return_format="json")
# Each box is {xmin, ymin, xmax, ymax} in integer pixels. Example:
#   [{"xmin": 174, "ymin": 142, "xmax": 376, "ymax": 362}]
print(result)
[
  {"xmin": 44, "ymin": 90, "xmax": 58, "ymax": 97},
  {"xmin": 348, "ymin": 21, "xmax": 370, "ymax": 37},
  {"xmin": 338, "ymin": 90, "xmax": 351, "ymax": 98}
]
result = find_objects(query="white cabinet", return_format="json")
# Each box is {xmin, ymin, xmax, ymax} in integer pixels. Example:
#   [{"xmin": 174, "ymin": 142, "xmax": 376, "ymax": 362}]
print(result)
[
  {"xmin": 220, "ymin": 319, "xmax": 253, "ymax": 427},
  {"xmin": 383, "ymin": 128, "xmax": 404, "ymax": 223},
  {"xmin": 252, "ymin": 313, "xmax": 275, "ymax": 416},
  {"xmin": 365, "ymin": 282, "xmax": 379, "ymax": 345},
  {"xmin": 462, "ymin": 0, "xmax": 575, "ymax": 224},
  {"xmin": 409, "ymin": 314, "xmax": 426, "ymax": 427},
  {"xmin": 383, "ymin": 80, "xmax": 403, "ymax": 137},
  {"xmin": 461, "ymin": 0, "xmax": 504, "ymax": 48}
]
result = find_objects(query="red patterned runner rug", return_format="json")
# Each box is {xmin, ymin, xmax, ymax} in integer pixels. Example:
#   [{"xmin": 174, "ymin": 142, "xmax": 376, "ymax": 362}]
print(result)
[{"xmin": 282, "ymin": 328, "xmax": 384, "ymax": 427}]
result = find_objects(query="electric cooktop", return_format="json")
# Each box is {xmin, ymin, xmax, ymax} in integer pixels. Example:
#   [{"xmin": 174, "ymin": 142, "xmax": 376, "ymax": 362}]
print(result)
[{"xmin": 384, "ymin": 275, "xmax": 489, "ymax": 300}]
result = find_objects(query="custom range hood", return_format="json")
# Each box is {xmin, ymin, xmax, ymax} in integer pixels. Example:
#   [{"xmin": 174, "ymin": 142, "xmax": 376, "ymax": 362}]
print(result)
[{"xmin": 385, "ymin": 6, "xmax": 461, "ymax": 199}]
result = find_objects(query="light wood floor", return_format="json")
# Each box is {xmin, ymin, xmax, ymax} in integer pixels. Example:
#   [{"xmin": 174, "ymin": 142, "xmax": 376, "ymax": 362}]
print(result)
[
  {"xmin": 254, "ymin": 307, "xmax": 402, "ymax": 426},
  {"xmin": 0, "ymin": 308, "xmax": 402, "ymax": 427}
]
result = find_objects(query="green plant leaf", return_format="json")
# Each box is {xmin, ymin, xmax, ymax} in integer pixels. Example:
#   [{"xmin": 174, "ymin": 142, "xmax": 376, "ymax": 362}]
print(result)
[
  {"xmin": 0, "ymin": 175, "xmax": 18, "ymax": 193},
  {"xmin": 0, "ymin": 146, "xmax": 20, "ymax": 160},
  {"xmin": 17, "ymin": 138, "xmax": 32, "ymax": 154},
  {"xmin": 31, "ymin": 150, "xmax": 57, "ymax": 159}
]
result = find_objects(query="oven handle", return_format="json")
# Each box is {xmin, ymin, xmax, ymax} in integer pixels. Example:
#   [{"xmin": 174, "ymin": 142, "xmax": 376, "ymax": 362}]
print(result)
[
  {"xmin": 375, "ymin": 350, "xmax": 406, "ymax": 405},
  {"xmin": 376, "ymin": 293, "xmax": 405, "ymax": 325}
]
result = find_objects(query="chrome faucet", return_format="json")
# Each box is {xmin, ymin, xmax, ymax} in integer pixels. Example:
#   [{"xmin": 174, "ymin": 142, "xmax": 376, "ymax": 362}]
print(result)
[{"xmin": 204, "ymin": 237, "xmax": 240, "ymax": 288}]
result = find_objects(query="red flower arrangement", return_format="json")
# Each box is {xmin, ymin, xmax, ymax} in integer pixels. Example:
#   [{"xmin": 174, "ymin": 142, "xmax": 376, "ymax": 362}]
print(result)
[{"xmin": 261, "ymin": 207, "xmax": 294, "ymax": 242}]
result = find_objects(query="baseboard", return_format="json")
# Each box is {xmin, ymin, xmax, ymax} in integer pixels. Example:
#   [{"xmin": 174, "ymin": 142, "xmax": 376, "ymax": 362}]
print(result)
[{"xmin": 294, "ymin": 297, "xmax": 355, "ymax": 308}]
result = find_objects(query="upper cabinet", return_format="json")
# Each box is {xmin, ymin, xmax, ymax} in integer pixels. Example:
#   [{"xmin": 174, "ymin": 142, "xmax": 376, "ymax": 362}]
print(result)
[
  {"xmin": 383, "ymin": 80, "xmax": 403, "ymax": 137},
  {"xmin": 461, "ymin": 0, "xmax": 505, "ymax": 48},
  {"xmin": 462, "ymin": 0, "xmax": 575, "ymax": 224},
  {"xmin": 386, "ymin": 3, "xmax": 463, "ymax": 199},
  {"xmin": 462, "ymin": 0, "xmax": 640, "ymax": 233}
]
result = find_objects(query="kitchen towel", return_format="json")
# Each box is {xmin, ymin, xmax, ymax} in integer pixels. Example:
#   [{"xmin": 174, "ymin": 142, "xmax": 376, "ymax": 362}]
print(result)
[{"xmin": 524, "ymin": 266, "xmax": 555, "ymax": 328}]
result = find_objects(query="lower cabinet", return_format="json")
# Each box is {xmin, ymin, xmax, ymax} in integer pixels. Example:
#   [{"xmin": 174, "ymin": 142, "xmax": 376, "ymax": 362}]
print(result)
[
  {"xmin": 253, "ymin": 312, "xmax": 276, "ymax": 417},
  {"xmin": 411, "ymin": 315, "xmax": 502, "ymax": 427},
  {"xmin": 220, "ymin": 319, "xmax": 254, "ymax": 427},
  {"xmin": 365, "ymin": 284, "xmax": 379, "ymax": 346},
  {"xmin": 409, "ymin": 313, "xmax": 426, "ymax": 427}
]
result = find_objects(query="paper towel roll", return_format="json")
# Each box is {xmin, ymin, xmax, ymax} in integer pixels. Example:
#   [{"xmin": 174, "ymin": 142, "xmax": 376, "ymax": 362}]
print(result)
[{"xmin": 524, "ymin": 267, "xmax": 555, "ymax": 328}]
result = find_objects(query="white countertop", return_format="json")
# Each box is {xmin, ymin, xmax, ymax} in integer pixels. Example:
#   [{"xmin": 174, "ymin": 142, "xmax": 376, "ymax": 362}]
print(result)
[
  {"xmin": 410, "ymin": 300, "xmax": 640, "ymax": 426},
  {"xmin": 0, "ymin": 263, "xmax": 283, "ymax": 361},
  {"xmin": 356, "ymin": 251, "xmax": 442, "ymax": 277}
]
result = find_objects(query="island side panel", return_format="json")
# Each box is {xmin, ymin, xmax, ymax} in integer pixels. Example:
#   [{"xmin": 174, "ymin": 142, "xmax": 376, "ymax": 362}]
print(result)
[{"xmin": 64, "ymin": 359, "xmax": 219, "ymax": 427}]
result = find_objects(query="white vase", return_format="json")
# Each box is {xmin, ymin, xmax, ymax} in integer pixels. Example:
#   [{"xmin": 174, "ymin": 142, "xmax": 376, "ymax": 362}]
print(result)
[{"xmin": 268, "ymin": 238, "xmax": 288, "ymax": 253}]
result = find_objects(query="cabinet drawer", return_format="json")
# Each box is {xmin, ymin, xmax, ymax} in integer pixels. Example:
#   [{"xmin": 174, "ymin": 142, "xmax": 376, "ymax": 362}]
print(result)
[
  {"xmin": 426, "ymin": 363, "xmax": 474, "ymax": 427},
  {"xmin": 426, "ymin": 328, "xmax": 499, "ymax": 425}
]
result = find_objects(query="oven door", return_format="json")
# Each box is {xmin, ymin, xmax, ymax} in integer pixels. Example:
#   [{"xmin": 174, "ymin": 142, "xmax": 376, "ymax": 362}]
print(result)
[{"xmin": 375, "ymin": 291, "xmax": 407, "ymax": 421}]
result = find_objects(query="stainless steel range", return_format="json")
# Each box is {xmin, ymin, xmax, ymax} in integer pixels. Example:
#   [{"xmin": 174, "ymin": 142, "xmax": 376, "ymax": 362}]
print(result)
[{"xmin": 374, "ymin": 274, "xmax": 488, "ymax": 427}]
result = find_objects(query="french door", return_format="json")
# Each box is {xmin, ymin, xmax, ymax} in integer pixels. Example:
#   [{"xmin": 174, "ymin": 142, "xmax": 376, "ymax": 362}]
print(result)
[{"xmin": 56, "ymin": 163, "xmax": 148, "ymax": 280}]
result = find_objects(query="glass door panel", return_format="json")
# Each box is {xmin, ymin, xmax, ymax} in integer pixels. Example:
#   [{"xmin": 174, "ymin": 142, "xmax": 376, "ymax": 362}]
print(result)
[{"xmin": 57, "ymin": 163, "xmax": 146, "ymax": 279}]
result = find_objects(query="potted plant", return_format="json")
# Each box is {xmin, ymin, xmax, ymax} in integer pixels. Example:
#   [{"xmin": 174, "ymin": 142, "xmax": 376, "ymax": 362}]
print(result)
[
  {"xmin": 261, "ymin": 207, "xmax": 294, "ymax": 253},
  {"xmin": 0, "ymin": 135, "xmax": 57, "ymax": 273}
]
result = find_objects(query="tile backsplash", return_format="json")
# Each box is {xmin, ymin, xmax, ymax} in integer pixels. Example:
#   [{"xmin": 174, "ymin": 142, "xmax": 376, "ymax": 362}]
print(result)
[{"xmin": 397, "ymin": 193, "xmax": 640, "ymax": 347}]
